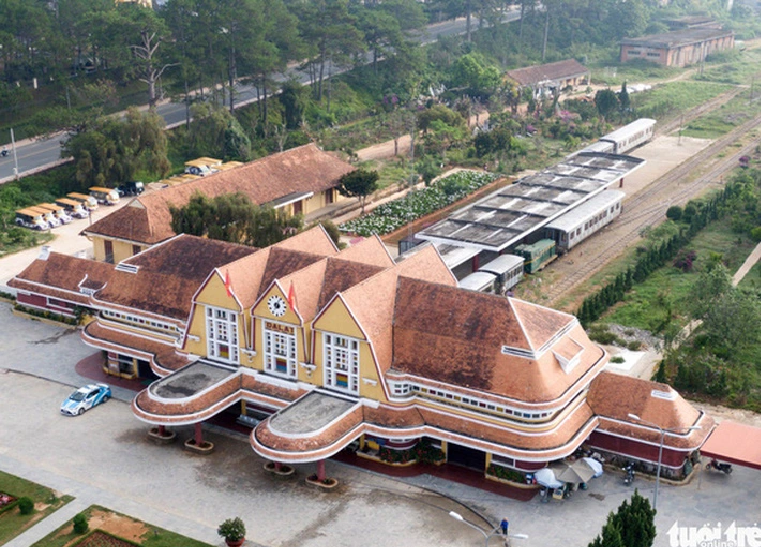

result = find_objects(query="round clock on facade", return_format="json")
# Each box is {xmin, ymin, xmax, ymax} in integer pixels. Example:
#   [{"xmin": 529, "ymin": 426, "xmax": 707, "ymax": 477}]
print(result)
[{"xmin": 267, "ymin": 295, "xmax": 287, "ymax": 317}]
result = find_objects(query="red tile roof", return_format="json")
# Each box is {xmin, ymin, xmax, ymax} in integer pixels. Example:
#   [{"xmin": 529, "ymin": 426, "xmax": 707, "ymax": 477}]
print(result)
[
  {"xmin": 84, "ymin": 144, "xmax": 355, "ymax": 245},
  {"xmin": 8, "ymin": 252, "xmax": 114, "ymax": 303},
  {"xmin": 588, "ymin": 372, "xmax": 714, "ymax": 450},
  {"xmin": 391, "ymin": 281, "xmax": 603, "ymax": 403},
  {"xmin": 506, "ymin": 59, "xmax": 589, "ymax": 87}
]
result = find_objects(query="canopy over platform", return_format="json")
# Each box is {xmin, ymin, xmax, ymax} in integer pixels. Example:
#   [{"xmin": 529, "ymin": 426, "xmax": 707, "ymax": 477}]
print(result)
[{"xmin": 700, "ymin": 421, "xmax": 761, "ymax": 470}]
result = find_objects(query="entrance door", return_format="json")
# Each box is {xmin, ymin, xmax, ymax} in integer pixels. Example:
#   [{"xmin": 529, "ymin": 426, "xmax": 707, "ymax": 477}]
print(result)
[
  {"xmin": 137, "ymin": 359, "xmax": 159, "ymax": 381},
  {"xmin": 447, "ymin": 443, "xmax": 486, "ymax": 470}
]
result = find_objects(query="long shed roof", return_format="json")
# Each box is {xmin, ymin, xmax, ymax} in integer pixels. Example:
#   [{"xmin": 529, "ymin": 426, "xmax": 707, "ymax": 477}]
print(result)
[
  {"xmin": 417, "ymin": 154, "xmax": 644, "ymax": 252},
  {"xmin": 545, "ymin": 190, "xmax": 625, "ymax": 232}
]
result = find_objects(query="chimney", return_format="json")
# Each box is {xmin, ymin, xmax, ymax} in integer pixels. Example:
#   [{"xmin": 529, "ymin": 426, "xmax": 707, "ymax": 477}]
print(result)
[{"xmin": 39, "ymin": 246, "xmax": 51, "ymax": 261}]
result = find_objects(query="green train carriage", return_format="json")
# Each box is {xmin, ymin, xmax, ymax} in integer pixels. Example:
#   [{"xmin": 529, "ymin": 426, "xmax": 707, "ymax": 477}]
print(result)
[{"xmin": 514, "ymin": 239, "xmax": 557, "ymax": 274}]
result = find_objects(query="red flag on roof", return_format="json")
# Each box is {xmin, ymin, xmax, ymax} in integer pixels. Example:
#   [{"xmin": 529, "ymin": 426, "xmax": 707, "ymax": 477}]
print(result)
[
  {"xmin": 288, "ymin": 281, "xmax": 298, "ymax": 314},
  {"xmin": 224, "ymin": 270, "xmax": 235, "ymax": 298}
]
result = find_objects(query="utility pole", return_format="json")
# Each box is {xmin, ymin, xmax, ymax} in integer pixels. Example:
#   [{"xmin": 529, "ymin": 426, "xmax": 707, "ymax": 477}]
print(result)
[
  {"xmin": 10, "ymin": 128, "xmax": 19, "ymax": 180},
  {"xmin": 678, "ymin": 113, "xmax": 683, "ymax": 146},
  {"xmin": 750, "ymin": 77, "xmax": 754, "ymax": 104},
  {"xmin": 541, "ymin": 8, "xmax": 549, "ymax": 62}
]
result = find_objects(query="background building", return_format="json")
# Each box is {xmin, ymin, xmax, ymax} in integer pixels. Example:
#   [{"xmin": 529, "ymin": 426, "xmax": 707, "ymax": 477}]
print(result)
[
  {"xmin": 505, "ymin": 59, "xmax": 590, "ymax": 98},
  {"xmin": 620, "ymin": 28, "xmax": 735, "ymax": 67}
]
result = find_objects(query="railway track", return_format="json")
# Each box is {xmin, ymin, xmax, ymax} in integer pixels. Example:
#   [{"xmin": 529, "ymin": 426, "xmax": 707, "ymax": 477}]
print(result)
[{"xmin": 543, "ymin": 112, "xmax": 761, "ymax": 308}]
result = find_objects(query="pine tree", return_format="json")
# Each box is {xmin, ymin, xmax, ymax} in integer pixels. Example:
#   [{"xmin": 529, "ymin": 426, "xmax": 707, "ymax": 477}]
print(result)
[
  {"xmin": 654, "ymin": 360, "xmax": 667, "ymax": 383},
  {"xmin": 589, "ymin": 491, "xmax": 657, "ymax": 547}
]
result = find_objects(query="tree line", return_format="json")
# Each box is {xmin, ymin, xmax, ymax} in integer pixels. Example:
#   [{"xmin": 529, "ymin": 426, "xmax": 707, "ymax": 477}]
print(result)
[{"xmin": 576, "ymin": 179, "xmax": 745, "ymax": 327}]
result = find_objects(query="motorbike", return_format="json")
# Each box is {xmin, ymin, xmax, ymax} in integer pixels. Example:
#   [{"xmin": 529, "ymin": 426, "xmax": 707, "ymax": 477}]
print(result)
[
  {"xmin": 0, "ymin": 149, "xmax": 8, "ymax": 157},
  {"xmin": 622, "ymin": 462, "xmax": 635, "ymax": 485},
  {"xmin": 705, "ymin": 459, "xmax": 733, "ymax": 474}
]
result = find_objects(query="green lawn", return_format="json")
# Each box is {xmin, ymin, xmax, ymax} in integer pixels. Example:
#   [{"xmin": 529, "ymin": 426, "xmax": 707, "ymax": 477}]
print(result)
[
  {"xmin": 32, "ymin": 506, "xmax": 214, "ymax": 547},
  {"xmin": 0, "ymin": 471, "xmax": 73, "ymax": 545},
  {"xmin": 694, "ymin": 47, "xmax": 761, "ymax": 85},
  {"xmin": 632, "ymin": 81, "xmax": 735, "ymax": 121},
  {"xmin": 679, "ymin": 89, "xmax": 761, "ymax": 139},
  {"xmin": 589, "ymin": 59, "xmax": 683, "ymax": 87}
]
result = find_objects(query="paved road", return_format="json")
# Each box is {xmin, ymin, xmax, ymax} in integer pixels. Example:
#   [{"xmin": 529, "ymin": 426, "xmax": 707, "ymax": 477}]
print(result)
[
  {"xmin": 0, "ymin": 10, "xmax": 521, "ymax": 184},
  {"xmin": 1, "ymin": 303, "xmax": 760, "ymax": 547}
]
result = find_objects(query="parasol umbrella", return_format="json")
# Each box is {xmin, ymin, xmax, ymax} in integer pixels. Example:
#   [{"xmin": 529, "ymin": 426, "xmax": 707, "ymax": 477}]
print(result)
[
  {"xmin": 582, "ymin": 457, "xmax": 604, "ymax": 478},
  {"xmin": 552, "ymin": 460, "xmax": 596, "ymax": 484},
  {"xmin": 534, "ymin": 467, "xmax": 563, "ymax": 489}
]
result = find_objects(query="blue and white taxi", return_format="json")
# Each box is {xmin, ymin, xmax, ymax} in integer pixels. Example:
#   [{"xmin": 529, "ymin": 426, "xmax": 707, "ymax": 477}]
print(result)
[{"xmin": 60, "ymin": 384, "xmax": 111, "ymax": 416}]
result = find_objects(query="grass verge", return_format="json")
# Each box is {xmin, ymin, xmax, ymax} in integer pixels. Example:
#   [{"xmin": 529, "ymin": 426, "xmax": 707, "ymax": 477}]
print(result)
[
  {"xmin": 31, "ymin": 505, "xmax": 214, "ymax": 547},
  {"xmin": 0, "ymin": 471, "xmax": 73, "ymax": 545}
]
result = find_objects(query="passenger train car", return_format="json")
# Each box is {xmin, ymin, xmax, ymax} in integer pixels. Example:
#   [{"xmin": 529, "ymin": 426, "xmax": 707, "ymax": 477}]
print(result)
[
  {"xmin": 578, "ymin": 118, "xmax": 656, "ymax": 156},
  {"xmin": 597, "ymin": 118, "xmax": 656, "ymax": 155},
  {"xmin": 544, "ymin": 190, "xmax": 625, "ymax": 253}
]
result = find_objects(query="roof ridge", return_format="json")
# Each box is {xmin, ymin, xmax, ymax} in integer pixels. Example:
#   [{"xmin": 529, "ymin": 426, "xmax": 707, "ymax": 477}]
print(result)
[{"xmin": 507, "ymin": 298, "xmax": 534, "ymax": 351}]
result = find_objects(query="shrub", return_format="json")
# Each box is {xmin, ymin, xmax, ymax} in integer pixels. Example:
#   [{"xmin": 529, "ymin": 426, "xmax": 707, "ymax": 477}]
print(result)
[
  {"xmin": 751, "ymin": 226, "xmax": 761, "ymax": 242},
  {"xmin": 589, "ymin": 328, "xmax": 617, "ymax": 345},
  {"xmin": 665, "ymin": 206, "xmax": 682, "ymax": 221},
  {"xmin": 673, "ymin": 249, "xmax": 697, "ymax": 272},
  {"xmin": 610, "ymin": 356, "xmax": 626, "ymax": 364},
  {"xmin": 217, "ymin": 517, "xmax": 246, "ymax": 542},
  {"xmin": 17, "ymin": 497, "xmax": 34, "ymax": 515},
  {"xmin": 627, "ymin": 340, "xmax": 643, "ymax": 351},
  {"xmin": 486, "ymin": 465, "xmax": 525, "ymax": 483},
  {"xmin": 73, "ymin": 512, "xmax": 89, "ymax": 534}
]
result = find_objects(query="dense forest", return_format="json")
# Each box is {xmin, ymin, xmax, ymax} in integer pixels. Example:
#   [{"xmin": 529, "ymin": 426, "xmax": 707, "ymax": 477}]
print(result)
[{"xmin": 1, "ymin": 0, "xmax": 753, "ymax": 141}]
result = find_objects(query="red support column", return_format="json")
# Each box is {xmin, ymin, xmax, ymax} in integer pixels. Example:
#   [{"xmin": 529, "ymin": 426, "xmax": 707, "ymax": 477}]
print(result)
[
  {"xmin": 159, "ymin": 425, "xmax": 166, "ymax": 436},
  {"xmin": 274, "ymin": 462, "xmax": 282, "ymax": 471},
  {"xmin": 316, "ymin": 459, "xmax": 326, "ymax": 482},
  {"xmin": 471, "ymin": 255, "xmax": 480, "ymax": 272},
  {"xmin": 194, "ymin": 422, "xmax": 203, "ymax": 446}
]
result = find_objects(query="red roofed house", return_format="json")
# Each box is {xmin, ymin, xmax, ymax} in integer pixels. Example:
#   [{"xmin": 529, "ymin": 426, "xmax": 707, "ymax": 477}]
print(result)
[
  {"xmin": 83, "ymin": 143, "xmax": 355, "ymax": 264},
  {"xmin": 505, "ymin": 59, "xmax": 590, "ymax": 98},
  {"xmin": 8, "ymin": 226, "xmax": 713, "ymax": 488}
]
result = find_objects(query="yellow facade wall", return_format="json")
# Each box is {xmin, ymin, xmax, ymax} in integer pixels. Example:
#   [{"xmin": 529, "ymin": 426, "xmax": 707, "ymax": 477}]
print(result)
[
  {"xmin": 183, "ymin": 272, "xmax": 248, "ymax": 365},
  {"xmin": 313, "ymin": 297, "xmax": 365, "ymax": 339},
  {"xmin": 251, "ymin": 285, "xmax": 307, "ymax": 374},
  {"xmin": 311, "ymin": 297, "xmax": 386, "ymax": 400},
  {"xmin": 283, "ymin": 188, "xmax": 345, "ymax": 217},
  {"xmin": 91, "ymin": 236, "xmax": 147, "ymax": 263}
]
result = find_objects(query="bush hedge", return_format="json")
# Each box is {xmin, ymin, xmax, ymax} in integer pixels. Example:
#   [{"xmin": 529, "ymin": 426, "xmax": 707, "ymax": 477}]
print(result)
[{"xmin": 17, "ymin": 497, "xmax": 34, "ymax": 515}]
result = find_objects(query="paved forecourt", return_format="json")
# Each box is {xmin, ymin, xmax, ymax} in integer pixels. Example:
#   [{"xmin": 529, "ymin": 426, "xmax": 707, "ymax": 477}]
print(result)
[{"xmin": 1, "ymin": 305, "xmax": 761, "ymax": 547}]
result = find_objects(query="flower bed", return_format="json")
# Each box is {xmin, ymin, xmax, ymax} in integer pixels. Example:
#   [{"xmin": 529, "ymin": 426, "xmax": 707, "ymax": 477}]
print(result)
[
  {"xmin": 74, "ymin": 530, "xmax": 137, "ymax": 547},
  {"xmin": 340, "ymin": 171, "xmax": 498, "ymax": 237}
]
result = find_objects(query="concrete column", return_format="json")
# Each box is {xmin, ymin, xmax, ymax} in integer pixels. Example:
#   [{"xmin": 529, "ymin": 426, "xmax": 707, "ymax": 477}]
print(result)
[
  {"xmin": 194, "ymin": 422, "xmax": 203, "ymax": 445},
  {"xmin": 316, "ymin": 459, "xmax": 327, "ymax": 482}
]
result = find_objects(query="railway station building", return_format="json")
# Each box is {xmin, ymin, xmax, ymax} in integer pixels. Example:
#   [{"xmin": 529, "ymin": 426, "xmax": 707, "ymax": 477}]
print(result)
[
  {"xmin": 81, "ymin": 144, "xmax": 354, "ymax": 264},
  {"xmin": 9, "ymin": 226, "xmax": 713, "ymax": 487}
]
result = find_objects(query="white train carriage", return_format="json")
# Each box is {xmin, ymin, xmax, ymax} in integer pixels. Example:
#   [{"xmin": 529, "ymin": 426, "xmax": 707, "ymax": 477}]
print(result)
[
  {"xmin": 544, "ymin": 190, "xmax": 626, "ymax": 253},
  {"xmin": 599, "ymin": 118, "xmax": 656, "ymax": 155},
  {"xmin": 458, "ymin": 271, "xmax": 498, "ymax": 294},
  {"xmin": 478, "ymin": 254, "xmax": 525, "ymax": 294},
  {"xmin": 578, "ymin": 140, "xmax": 615, "ymax": 155}
]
